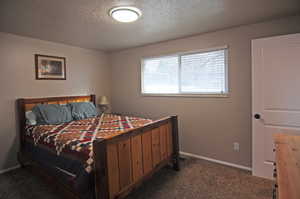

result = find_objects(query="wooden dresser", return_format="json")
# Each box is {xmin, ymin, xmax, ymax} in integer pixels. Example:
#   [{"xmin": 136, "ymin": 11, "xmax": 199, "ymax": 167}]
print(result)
[{"xmin": 273, "ymin": 134, "xmax": 300, "ymax": 199}]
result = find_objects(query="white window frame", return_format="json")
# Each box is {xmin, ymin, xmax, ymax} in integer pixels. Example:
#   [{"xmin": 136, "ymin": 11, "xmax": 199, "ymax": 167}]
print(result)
[{"xmin": 140, "ymin": 46, "xmax": 229, "ymax": 97}]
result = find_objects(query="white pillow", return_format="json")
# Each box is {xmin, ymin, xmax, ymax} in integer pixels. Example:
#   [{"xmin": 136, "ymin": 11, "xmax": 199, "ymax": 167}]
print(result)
[{"xmin": 26, "ymin": 111, "xmax": 37, "ymax": 125}]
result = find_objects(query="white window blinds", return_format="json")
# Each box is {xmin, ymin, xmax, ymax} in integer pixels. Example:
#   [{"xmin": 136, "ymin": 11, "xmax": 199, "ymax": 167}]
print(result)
[
  {"xmin": 141, "ymin": 47, "xmax": 228, "ymax": 95},
  {"xmin": 142, "ymin": 56, "xmax": 179, "ymax": 94},
  {"xmin": 181, "ymin": 49, "xmax": 226, "ymax": 93}
]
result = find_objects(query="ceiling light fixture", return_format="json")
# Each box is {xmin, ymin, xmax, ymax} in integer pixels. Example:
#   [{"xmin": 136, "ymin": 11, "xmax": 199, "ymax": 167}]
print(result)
[{"xmin": 109, "ymin": 6, "xmax": 142, "ymax": 23}]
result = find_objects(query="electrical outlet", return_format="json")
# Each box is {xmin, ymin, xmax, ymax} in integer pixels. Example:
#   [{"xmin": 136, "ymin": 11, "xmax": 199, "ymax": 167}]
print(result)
[{"xmin": 233, "ymin": 142, "xmax": 240, "ymax": 151}]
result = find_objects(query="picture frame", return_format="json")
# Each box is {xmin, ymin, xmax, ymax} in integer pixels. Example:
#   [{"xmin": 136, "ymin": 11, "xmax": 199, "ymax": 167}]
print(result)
[{"xmin": 35, "ymin": 54, "xmax": 66, "ymax": 80}]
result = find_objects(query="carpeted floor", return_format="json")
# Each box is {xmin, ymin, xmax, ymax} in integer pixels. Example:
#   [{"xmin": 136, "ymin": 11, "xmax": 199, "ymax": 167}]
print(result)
[{"xmin": 0, "ymin": 157, "xmax": 273, "ymax": 199}]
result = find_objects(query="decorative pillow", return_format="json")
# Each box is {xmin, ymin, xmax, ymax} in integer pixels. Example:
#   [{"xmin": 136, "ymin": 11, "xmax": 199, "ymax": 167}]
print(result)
[
  {"xmin": 32, "ymin": 104, "xmax": 73, "ymax": 125},
  {"xmin": 25, "ymin": 111, "xmax": 37, "ymax": 125},
  {"xmin": 68, "ymin": 102, "xmax": 99, "ymax": 120}
]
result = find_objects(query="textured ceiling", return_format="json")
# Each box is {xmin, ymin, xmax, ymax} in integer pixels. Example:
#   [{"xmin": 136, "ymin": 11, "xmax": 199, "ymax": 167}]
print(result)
[{"xmin": 0, "ymin": 0, "xmax": 299, "ymax": 51}]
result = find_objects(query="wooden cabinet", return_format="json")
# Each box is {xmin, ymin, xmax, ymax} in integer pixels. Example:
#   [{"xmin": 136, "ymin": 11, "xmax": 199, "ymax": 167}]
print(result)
[{"xmin": 273, "ymin": 134, "xmax": 300, "ymax": 199}]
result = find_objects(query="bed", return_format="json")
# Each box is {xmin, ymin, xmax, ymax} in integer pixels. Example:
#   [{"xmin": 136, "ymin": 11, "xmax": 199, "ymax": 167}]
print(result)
[{"xmin": 17, "ymin": 94, "xmax": 179, "ymax": 199}]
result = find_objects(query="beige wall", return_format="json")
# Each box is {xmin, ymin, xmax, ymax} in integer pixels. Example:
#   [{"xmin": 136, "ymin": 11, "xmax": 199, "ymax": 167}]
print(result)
[
  {"xmin": 0, "ymin": 32, "xmax": 111, "ymax": 170},
  {"xmin": 1, "ymin": 15, "xmax": 299, "ymax": 171},
  {"xmin": 109, "ymin": 15, "xmax": 300, "ymax": 167}
]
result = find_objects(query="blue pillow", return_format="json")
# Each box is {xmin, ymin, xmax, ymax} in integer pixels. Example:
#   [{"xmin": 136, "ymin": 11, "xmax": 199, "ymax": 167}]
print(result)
[
  {"xmin": 25, "ymin": 111, "xmax": 37, "ymax": 125},
  {"xmin": 32, "ymin": 104, "xmax": 73, "ymax": 125},
  {"xmin": 68, "ymin": 102, "xmax": 98, "ymax": 120}
]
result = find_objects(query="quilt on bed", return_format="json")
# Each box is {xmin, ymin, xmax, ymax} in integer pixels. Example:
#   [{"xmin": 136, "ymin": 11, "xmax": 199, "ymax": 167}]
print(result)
[{"xmin": 25, "ymin": 113, "xmax": 153, "ymax": 173}]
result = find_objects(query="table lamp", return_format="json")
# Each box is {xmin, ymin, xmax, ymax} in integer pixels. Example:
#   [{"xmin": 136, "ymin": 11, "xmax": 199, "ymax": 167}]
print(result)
[{"xmin": 98, "ymin": 96, "xmax": 110, "ymax": 113}]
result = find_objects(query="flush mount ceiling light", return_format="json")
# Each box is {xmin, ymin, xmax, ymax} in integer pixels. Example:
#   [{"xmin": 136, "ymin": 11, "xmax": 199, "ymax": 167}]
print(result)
[{"xmin": 109, "ymin": 6, "xmax": 142, "ymax": 23}]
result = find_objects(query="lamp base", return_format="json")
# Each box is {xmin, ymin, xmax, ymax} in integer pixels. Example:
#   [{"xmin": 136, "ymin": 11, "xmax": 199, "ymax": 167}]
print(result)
[{"xmin": 99, "ymin": 105, "xmax": 109, "ymax": 114}]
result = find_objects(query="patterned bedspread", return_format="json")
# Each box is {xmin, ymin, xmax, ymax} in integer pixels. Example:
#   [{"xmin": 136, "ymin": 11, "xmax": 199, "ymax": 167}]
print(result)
[{"xmin": 25, "ymin": 114, "xmax": 152, "ymax": 173}]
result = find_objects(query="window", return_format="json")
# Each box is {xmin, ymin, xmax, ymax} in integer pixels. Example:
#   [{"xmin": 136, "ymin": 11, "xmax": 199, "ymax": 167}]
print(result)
[{"xmin": 141, "ymin": 47, "xmax": 228, "ymax": 96}]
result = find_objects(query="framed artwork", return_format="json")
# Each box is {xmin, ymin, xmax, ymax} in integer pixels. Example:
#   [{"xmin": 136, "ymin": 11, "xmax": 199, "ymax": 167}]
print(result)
[{"xmin": 35, "ymin": 54, "xmax": 66, "ymax": 80}]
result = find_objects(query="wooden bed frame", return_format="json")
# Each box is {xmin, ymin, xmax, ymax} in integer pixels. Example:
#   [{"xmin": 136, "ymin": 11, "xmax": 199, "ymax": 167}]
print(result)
[{"xmin": 17, "ymin": 94, "xmax": 180, "ymax": 199}]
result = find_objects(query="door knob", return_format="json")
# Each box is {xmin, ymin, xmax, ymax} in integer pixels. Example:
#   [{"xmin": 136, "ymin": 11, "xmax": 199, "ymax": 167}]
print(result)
[{"xmin": 254, "ymin": 114, "xmax": 261, "ymax": 119}]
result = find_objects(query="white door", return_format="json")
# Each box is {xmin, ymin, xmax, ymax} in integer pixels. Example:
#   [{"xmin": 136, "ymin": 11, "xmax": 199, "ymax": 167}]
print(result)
[{"xmin": 252, "ymin": 33, "xmax": 300, "ymax": 179}]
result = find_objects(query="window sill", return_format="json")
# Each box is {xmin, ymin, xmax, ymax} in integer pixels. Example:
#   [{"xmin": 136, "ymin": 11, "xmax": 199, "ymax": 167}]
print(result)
[{"xmin": 140, "ymin": 93, "xmax": 230, "ymax": 98}]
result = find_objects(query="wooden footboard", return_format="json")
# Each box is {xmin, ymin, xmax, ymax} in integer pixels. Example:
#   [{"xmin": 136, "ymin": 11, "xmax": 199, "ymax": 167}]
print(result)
[{"xmin": 93, "ymin": 116, "xmax": 179, "ymax": 199}]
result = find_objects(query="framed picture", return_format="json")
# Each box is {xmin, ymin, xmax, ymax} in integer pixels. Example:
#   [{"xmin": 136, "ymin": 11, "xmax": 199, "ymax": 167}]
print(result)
[{"xmin": 35, "ymin": 54, "xmax": 66, "ymax": 80}]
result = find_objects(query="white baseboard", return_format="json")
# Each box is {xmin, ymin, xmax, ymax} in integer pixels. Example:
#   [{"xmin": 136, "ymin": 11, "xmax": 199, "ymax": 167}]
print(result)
[
  {"xmin": 180, "ymin": 151, "xmax": 252, "ymax": 171},
  {"xmin": 0, "ymin": 154, "xmax": 251, "ymax": 174},
  {"xmin": 0, "ymin": 165, "xmax": 20, "ymax": 175}
]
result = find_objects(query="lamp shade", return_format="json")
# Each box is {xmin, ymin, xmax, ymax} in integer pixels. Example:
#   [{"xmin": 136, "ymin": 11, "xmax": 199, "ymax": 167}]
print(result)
[{"xmin": 99, "ymin": 96, "xmax": 109, "ymax": 105}]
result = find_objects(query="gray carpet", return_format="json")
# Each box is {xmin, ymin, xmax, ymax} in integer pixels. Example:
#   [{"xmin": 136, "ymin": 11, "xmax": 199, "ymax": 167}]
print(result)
[{"xmin": 0, "ymin": 157, "xmax": 273, "ymax": 199}]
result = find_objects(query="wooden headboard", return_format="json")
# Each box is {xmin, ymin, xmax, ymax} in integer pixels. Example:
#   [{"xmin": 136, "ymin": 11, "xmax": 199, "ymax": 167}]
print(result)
[
  {"xmin": 19, "ymin": 95, "xmax": 95, "ymax": 112},
  {"xmin": 17, "ymin": 95, "xmax": 96, "ymax": 148}
]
